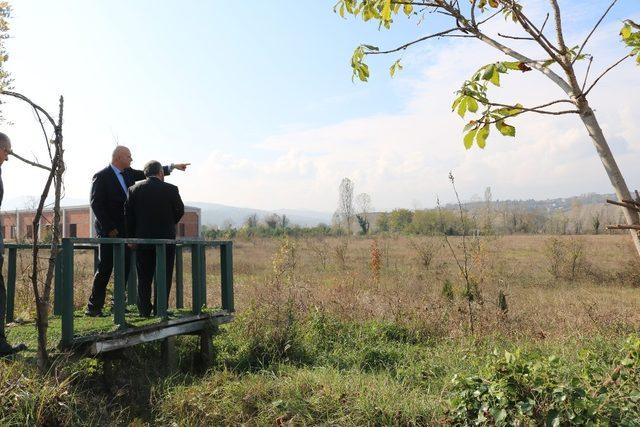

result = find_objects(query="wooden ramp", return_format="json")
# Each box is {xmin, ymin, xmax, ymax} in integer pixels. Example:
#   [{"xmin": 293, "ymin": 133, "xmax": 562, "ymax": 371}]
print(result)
[{"xmin": 71, "ymin": 311, "xmax": 233, "ymax": 356}]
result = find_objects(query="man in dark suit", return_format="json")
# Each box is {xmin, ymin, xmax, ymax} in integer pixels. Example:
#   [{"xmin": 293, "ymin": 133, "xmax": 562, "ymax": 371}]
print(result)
[
  {"xmin": 125, "ymin": 160, "xmax": 184, "ymax": 317},
  {"xmin": 86, "ymin": 146, "xmax": 189, "ymax": 317},
  {"xmin": 0, "ymin": 133, "xmax": 26, "ymax": 356}
]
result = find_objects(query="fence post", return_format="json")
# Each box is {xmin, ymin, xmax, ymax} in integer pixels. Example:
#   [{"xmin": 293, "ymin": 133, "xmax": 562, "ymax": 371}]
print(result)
[
  {"xmin": 191, "ymin": 244, "xmax": 201, "ymax": 315},
  {"xmin": 220, "ymin": 242, "xmax": 234, "ymax": 312},
  {"xmin": 200, "ymin": 245, "xmax": 207, "ymax": 308},
  {"xmin": 93, "ymin": 246, "xmax": 99, "ymax": 274},
  {"xmin": 61, "ymin": 238, "xmax": 74, "ymax": 348},
  {"xmin": 53, "ymin": 249, "xmax": 63, "ymax": 316},
  {"xmin": 155, "ymin": 243, "xmax": 167, "ymax": 319},
  {"xmin": 175, "ymin": 246, "xmax": 183, "ymax": 309},
  {"xmin": 127, "ymin": 248, "xmax": 137, "ymax": 305},
  {"xmin": 113, "ymin": 243, "xmax": 126, "ymax": 328},
  {"xmin": 5, "ymin": 247, "xmax": 16, "ymax": 323}
]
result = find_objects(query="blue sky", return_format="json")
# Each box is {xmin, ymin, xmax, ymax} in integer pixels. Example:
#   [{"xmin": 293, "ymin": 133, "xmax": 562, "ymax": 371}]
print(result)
[{"xmin": 1, "ymin": 0, "xmax": 639, "ymax": 212}]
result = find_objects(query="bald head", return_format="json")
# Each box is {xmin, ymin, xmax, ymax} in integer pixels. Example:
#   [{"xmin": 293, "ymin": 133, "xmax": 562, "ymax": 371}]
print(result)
[
  {"xmin": 0, "ymin": 132, "xmax": 11, "ymax": 166},
  {"xmin": 111, "ymin": 145, "xmax": 132, "ymax": 170}
]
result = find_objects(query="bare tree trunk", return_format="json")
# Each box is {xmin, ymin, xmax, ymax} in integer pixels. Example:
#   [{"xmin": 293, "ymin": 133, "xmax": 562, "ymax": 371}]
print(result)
[
  {"xmin": 577, "ymin": 104, "xmax": 640, "ymax": 254},
  {"xmin": 25, "ymin": 96, "xmax": 64, "ymax": 371}
]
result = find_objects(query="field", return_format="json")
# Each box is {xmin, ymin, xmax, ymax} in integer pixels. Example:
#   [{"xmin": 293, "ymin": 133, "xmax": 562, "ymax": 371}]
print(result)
[{"xmin": 2, "ymin": 234, "xmax": 640, "ymax": 425}]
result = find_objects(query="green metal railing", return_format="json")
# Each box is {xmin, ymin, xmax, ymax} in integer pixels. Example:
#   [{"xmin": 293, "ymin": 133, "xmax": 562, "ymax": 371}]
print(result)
[{"xmin": 4, "ymin": 238, "xmax": 234, "ymax": 348}]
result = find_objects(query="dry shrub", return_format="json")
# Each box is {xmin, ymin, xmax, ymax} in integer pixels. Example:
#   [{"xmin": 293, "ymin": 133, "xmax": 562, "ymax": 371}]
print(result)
[
  {"xmin": 334, "ymin": 239, "xmax": 348, "ymax": 270},
  {"xmin": 544, "ymin": 237, "xmax": 587, "ymax": 281},
  {"xmin": 370, "ymin": 239, "xmax": 381, "ymax": 283},
  {"xmin": 408, "ymin": 237, "xmax": 440, "ymax": 269}
]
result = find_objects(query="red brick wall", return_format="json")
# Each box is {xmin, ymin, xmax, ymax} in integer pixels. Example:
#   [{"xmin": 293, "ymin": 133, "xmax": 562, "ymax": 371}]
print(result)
[{"xmin": 0, "ymin": 206, "xmax": 200, "ymax": 240}]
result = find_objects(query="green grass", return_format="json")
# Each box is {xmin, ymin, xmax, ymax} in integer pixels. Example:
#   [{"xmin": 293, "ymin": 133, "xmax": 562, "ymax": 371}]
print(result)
[
  {"xmin": 1, "ymin": 309, "xmax": 637, "ymax": 426},
  {"xmin": 6, "ymin": 306, "xmax": 223, "ymax": 358}
]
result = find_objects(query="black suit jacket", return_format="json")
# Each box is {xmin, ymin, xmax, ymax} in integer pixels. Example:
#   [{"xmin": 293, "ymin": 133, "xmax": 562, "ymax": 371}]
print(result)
[
  {"xmin": 90, "ymin": 165, "xmax": 171, "ymax": 237},
  {"xmin": 125, "ymin": 177, "xmax": 184, "ymax": 240}
]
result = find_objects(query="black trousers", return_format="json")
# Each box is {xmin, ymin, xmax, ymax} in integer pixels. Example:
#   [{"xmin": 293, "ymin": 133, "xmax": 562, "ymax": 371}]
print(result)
[
  {"xmin": 0, "ymin": 252, "xmax": 6, "ymax": 343},
  {"xmin": 136, "ymin": 245, "xmax": 175, "ymax": 316},
  {"xmin": 87, "ymin": 243, "xmax": 131, "ymax": 311}
]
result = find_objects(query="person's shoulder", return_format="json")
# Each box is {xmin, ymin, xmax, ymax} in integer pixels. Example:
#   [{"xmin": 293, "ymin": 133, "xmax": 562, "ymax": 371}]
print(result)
[
  {"xmin": 93, "ymin": 165, "xmax": 112, "ymax": 180},
  {"xmin": 162, "ymin": 181, "xmax": 179, "ymax": 192},
  {"xmin": 129, "ymin": 179, "xmax": 147, "ymax": 193}
]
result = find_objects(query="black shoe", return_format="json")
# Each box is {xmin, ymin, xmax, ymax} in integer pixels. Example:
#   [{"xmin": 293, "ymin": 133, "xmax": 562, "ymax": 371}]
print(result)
[
  {"xmin": 84, "ymin": 308, "xmax": 105, "ymax": 317},
  {"xmin": 0, "ymin": 341, "xmax": 27, "ymax": 356}
]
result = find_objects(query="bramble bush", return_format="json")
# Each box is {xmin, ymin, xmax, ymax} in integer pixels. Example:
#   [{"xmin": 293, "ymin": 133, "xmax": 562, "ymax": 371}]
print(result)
[{"xmin": 446, "ymin": 336, "xmax": 640, "ymax": 425}]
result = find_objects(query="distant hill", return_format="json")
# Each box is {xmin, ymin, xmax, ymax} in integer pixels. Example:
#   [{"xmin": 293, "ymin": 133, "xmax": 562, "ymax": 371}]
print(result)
[
  {"xmin": 185, "ymin": 202, "xmax": 332, "ymax": 228},
  {"xmin": 447, "ymin": 192, "xmax": 617, "ymax": 213}
]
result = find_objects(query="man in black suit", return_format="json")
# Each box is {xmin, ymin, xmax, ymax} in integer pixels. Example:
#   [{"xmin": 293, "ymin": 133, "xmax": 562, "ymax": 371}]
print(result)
[
  {"xmin": 86, "ymin": 146, "xmax": 189, "ymax": 317},
  {"xmin": 125, "ymin": 160, "xmax": 184, "ymax": 317},
  {"xmin": 0, "ymin": 133, "xmax": 26, "ymax": 356}
]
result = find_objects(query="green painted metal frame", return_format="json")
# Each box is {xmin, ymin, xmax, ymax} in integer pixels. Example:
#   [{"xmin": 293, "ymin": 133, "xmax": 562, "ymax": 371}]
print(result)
[{"xmin": 3, "ymin": 238, "xmax": 233, "ymax": 348}]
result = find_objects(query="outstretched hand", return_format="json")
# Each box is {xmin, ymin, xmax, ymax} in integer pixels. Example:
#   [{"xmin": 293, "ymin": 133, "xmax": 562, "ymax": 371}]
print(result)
[{"xmin": 173, "ymin": 163, "xmax": 190, "ymax": 171}]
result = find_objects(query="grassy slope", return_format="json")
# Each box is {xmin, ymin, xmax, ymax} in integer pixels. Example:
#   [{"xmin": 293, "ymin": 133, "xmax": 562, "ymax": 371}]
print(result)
[{"xmin": 1, "ymin": 235, "xmax": 639, "ymax": 425}]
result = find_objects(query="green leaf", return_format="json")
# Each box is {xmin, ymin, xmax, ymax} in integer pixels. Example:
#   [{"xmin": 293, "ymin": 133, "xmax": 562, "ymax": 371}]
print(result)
[
  {"xmin": 476, "ymin": 124, "xmax": 490, "ymax": 148},
  {"xmin": 467, "ymin": 97, "xmax": 479, "ymax": 113},
  {"xmin": 497, "ymin": 120, "xmax": 516, "ymax": 137},
  {"xmin": 490, "ymin": 66, "xmax": 500, "ymax": 86},
  {"xmin": 457, "ymin": 97, "xmax": 468, "ymax": 118},
  {"xmin": 389, "ymin": 59, "xmax": 403, "ymax": 78},
  {"xmin": 382, "ymin": 0, "xmax": 392, "ymax": 21},
  {"xmin": 482, "ymin": 65, "xmax": 495, "ymax": 80},
  {"xmin": 464, "ymin": 128, "xmax": 478, "ymax": 149},
  {"xmin": 362, "ymin": 44, "xmax": 379, "ymax": 51},
  {"xmin": 503, "ymin": 61, "xmax": 521, "ymax": 70}
]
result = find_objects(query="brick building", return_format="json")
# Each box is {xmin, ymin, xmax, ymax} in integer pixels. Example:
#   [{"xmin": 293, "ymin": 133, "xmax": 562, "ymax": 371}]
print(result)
[{"xmin": 0, "ymin": 204, "xmax": 201, "ymax": 241}]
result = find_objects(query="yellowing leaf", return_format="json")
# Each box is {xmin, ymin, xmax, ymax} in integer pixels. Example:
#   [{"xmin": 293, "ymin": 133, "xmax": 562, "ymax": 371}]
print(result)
[
  {"xmin": 463, "ymin": 129, "xmax": 477, "ymax": 150},
  {"xmin": 403, "ymin": 3, "xmax": 413, "ymax": 15},
  {"xmin": 476, "ymin": 124, "xmax": 490, "ymax": 148},
  {"xmin": 467, "ymin": 97, "xmax": 479, "ymax": 113},
  {"xmin": 382, "ymin": 0, "xmax": 392, "ymax": 21}
]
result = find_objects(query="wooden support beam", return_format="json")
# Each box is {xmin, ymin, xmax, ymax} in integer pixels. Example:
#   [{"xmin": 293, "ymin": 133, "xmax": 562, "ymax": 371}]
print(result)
[
  {"xmin": 88, "ymin": 313, "xmax": 233, "ymax": 355},
  {"xmin": 606, "ymin": 224, "xmax": 640, "ymax": 230},
  {"xmin": 606, "ymin": 199, "xmax": 640, "ymax": 212},
  {"xmin": 161, "ymin": 336, "xmax": 177, "ymax": 376}
]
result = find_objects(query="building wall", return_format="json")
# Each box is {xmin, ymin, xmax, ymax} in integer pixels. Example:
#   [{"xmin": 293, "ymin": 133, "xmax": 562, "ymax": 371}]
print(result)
[{"xmin": 0, "ymin": 206, "xmax": 201, "ymax": 240}]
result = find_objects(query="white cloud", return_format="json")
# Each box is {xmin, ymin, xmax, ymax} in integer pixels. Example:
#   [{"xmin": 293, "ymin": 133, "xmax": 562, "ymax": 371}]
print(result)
[{"xmin": 187, "ymin": 17, "xmax": 640, "ymax": 211}]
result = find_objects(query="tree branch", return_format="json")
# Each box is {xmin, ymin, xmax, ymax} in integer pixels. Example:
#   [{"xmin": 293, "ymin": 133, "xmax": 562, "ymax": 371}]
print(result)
[
  {"xmin": 1, "ymin": 91, "xmax": 57, "ymax": 128},
  {"xmin": 582, "ymin": 54, "xmax": 633, "ymax": 97},
  {"xmin": 572, "ymin": 0, "xmax": 618, "ymax": 65},
  {"xmin": 366, "ymin": 27, "xmax": 463, "ymax": 55},
  {"xmin": 10, "ymin": 151, "xmax": 52, "ymax": 171}
]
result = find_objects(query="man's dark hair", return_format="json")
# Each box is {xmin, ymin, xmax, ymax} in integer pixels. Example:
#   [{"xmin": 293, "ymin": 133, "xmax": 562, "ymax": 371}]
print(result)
[{"xmin": 143, "ymin": 160, "xmax": 162, "ymax": 177}]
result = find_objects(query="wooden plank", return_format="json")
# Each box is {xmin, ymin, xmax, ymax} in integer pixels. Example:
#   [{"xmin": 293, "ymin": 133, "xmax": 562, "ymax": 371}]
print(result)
[
  {"xmin": 5, "ymin": 247, "xmax": 16, "ymax": 323},
  {"xmin": 61, "ymin": 239, "xmax": 75, "ymax": 348},
  {"xmin": 175, "ymin": 246, "xmax": 184, "ymax": 309},
  {"xmin": 90, "ymin": 315, "xmax": 232, "ymax": 355},
  {"xmin": 72, "ymin": 311, "xmax": 231, "ymax": 345},
  {"xmin": 161, "ymin": 336, "xmax": 177, "ymax": 375},
  {"xmin": 606, "ymin": 224, "xmax": 640, "ymax": 230},
  {"xmin": 606, "ymin": 199, "xmax": 640, "ymax": 211}
]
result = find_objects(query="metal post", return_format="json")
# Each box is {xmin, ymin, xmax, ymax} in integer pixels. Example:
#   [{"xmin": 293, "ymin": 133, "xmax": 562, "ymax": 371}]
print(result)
[
  {"xmin": 61, "ymin": 239, "xmax": 74, "ymax": 347},
  {"xmin": 127, "ymin": 248, "xmax": 137, "ymax": 305},
  {"xmin": 113, "ymin": 243, "xmax": 126, "ymax": 328},
  {"xmin": 155, "ymin": 243, "xmax": 167, "ymax": 319},
  {"xmin": 5, "ymin": 247, "xmax": 16, "ymax": 323},
  {"xmin": 175, "ymin": 246, "xmax": 183, "ymax": 309},
  {"xmin": 53, "ymin": 250, "xmax": 63, "ymax": 316},
  {"xmin": 191, "ymin": 244, "xmax": 201, "ymax": 314},
  {"xmin": 220, "ymin": 242, "xmax": 234, "ymax": 312},
  {"xmin": 200, "ymin": 245, "xmax": 207, "ymax": 308},
  {"xmin": 93, "ymin": 246, "xmax": 99, "ymax": 274}
]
